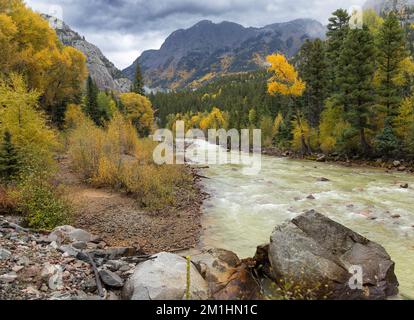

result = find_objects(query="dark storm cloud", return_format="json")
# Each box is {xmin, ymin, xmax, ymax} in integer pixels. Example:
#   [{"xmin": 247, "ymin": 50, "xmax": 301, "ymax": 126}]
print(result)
[{"xmin": 26, "ymin": 0, "xmax": 365, "ymax": 68}]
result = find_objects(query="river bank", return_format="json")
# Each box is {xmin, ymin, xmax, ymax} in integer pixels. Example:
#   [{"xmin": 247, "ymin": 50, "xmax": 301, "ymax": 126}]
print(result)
[
  {"xmin": 262, "ymin": 147, "xmax": 414, "ymax": 175},
  {"xmin": 52, "ymin": 156, "xmax": 208, "ymax": 254}
]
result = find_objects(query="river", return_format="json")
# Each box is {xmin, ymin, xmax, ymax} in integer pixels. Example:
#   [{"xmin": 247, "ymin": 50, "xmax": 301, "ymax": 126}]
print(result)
[{"xmin": 187, "ymin": 140, "xmax": 414, "ymax": 298}]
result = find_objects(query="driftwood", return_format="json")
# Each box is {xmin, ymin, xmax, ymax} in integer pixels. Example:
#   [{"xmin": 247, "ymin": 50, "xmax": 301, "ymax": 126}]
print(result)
[{"xmin": 86, "ymin": 253, "xmax": 105, "ymax": 299}]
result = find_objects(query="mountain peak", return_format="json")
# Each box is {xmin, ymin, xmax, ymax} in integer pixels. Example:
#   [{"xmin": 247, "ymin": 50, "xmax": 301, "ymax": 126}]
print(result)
[{"xmin": 123, "ymin": 18, "xmax": 325, "ymax": 90}]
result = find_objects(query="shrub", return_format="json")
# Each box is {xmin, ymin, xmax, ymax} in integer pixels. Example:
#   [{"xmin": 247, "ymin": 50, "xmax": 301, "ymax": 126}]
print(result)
[
  {"xmin": 68, "ymin": 111, "xmax": 194, "ymax": 211},
  {"xmin": 0, "ymin": 185, "xmax": 17, "ymax": 214},
  {"xmin": 15, "ymin": 170, "xmax": 71, "ymax": 230}
]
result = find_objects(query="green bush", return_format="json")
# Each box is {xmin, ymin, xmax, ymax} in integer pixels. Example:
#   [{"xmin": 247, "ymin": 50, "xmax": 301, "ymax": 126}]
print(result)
[{"xmin": 16, "ymin": 170, "xmax": 71, "ymax": 230}]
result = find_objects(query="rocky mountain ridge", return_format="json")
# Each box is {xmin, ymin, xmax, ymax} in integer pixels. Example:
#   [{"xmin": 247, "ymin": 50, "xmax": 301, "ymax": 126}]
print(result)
[
  {"xmin": 43, "ymin": 15, "xmax": 132, "ymax": 93},
  {"xmin": 123, "ymin": 18, "xmax": 326, "ymax": 90}
]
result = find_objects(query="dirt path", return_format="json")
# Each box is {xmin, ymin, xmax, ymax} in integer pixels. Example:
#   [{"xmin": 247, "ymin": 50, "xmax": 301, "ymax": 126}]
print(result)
[{"xmin": 56, "ymin": 156, "xmax": 205, "ymax": 254}]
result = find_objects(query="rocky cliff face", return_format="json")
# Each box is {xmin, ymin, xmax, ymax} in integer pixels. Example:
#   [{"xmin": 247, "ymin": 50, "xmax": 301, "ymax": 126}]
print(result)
[
  {"xmin": 43, "ymin": 15, "xmax": 132, "ymax": 93},
  {"xmin": 123, "ymin": 19, "xmax": 326, "ymax": 90},
  {"xmin": 364, "ymin": 0, "xmax": 414, "ymax": 13}
]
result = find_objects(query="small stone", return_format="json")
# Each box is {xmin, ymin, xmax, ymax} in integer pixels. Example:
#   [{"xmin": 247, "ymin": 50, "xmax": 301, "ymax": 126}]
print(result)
[
  {"xmin": 40, "ymin": 284, "xmax": 49, "ymax": 292},
  {"xmin": 12, "ymin": 265, "xmax": 24, "ymax": 273},
  {"xmin": 393, "ymin": 160, "xmax": 401, "ymax": 167},
  {"xmin": 99, "ymin": 270, "xmax": 124, "ymax": 288},
  {"xmin": 41, "ymin": 263, "xmax": 63, "ymax": 290},
  {"xmin": 72, "ymin": 241, "xmax": 87, "ymax": 250},
  {"xmin": 316, "ymin": 155, "xmax": 326, "ymax": 162},
  {"xmin": 317, "ymin": 177, "xmax": 330, "ymax": 182},
  {"xmin": 24, "ymin": 286, "xmax": 41, "ymax": 297},
  {"xmin": 59, "ymin": 245, "xmax": 80, "ymax": 257},
  {"xmin": 400, "ymin": 183, "xmax": 409, "ymax": 189},
  {"xmin": 0, "ymin": 248, "xmax": 12, "ymax": 260},
  {"xmin": 0, "ymin": 272, "xmax": 17, "ymax": 283},
  {"xmin": 307, "ymin": 195, "xmax": 316, "ymax": 200},
  {"xmin": 118, "ymin": 264, "xmax": 132, "ymax": 272},
  {"xmin": 82, "ymin": 278, "xmax": 98, "ymax": 293},
  {"xmin": 17, "ymin": 256, "xmax": 31, "ymax": 266},
  {"xmin": 398, "ymin": 166, "xmax": 407, "ymax": 172},
  {"xmin": 391, "ymin": 214, "xmax": 401, "ymax": 219},
  {"xmin": 49, "ymin": 241, "xmax": 60, "ymax": 250}
]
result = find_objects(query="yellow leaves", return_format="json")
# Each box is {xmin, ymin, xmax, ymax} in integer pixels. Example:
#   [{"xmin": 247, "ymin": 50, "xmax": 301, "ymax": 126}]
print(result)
[
  {"xmin": 273, "ymin": 113, "xmax": 284, "ymax": 134},
  {"xmin": 394, "ymin": 97, "xmax": 414, "ymax": 140},
  {"xmin": 120, "ymin": 93, "xmax": 155, "ymax": 137},
  {"xmin": 199, "ymin": 107, "xmax": 228, "ymax": 131},
  {"xmin": 0, "ymin": 74, "xmax": 59, "ymax": 168},
  {"xmin": 266, "ymin": 54, "xmax": 306, "ymax": 97},
  {"xmin": 319, "ymin": 101, "xmax": 350, "ymax": 153},
  {"xmin": 0, "ymin": 0, "xmax": 87, "ymax": 109}
]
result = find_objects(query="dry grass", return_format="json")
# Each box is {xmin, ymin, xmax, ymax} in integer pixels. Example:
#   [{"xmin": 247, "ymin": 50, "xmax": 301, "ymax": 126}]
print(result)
[{"xmin": 67, "ymin": 111, "xmax": 194, "ymax": 211}]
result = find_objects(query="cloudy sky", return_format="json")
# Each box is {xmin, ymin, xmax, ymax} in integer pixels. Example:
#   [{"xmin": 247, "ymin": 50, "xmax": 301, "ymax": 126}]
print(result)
[{"xmin": 25, "ymin": 0, "xmax": 366, "ymax": 69}]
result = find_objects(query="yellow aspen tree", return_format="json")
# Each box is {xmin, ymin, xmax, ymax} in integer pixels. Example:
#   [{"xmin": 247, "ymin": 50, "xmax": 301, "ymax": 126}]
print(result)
[{"xmin": 267, "ymin": 53, "xmax": 310, "ymax": 154}]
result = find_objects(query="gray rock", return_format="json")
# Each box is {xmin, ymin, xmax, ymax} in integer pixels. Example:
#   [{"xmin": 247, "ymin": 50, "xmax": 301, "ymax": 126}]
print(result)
[
  {"xmin": 0, "ymin": 248, "xmax": 12, "ymax": 260},
  {"xmin": 268, "ymin": 210, "xmax": 399, "ymax": 300},
  {"xmin": 106, "ymin": 260, "xmax": 128, "ymax": 272},
  {"xmin": 0, "ymin": 272, "xmax": 18, "ymax": 283},
  {"xmin": 41, "ymin": 263, "xmax": 63, "ymax": 290},
  {"xmin": 123, "ymin": 252, "xmax": 208, "ymax": 300},
  {"xmin": 72, "ymin": 241, "xmax": 88, "ymax": 250},
  {"xmin": 99, "ymin": 270, "xmax": 124, "ymax": 288},
  {"xmin": 59, "ymin": 245, "xmax": 80, "ymax": 257},
  {"xmin": 48, "ymin": 225, "xmax": 76, "ymax": 243},
  {"xmin": 393, "ymin": 160, "xmax": 401, "ymax": 167},
  {"xmin": 68, "ymin": 229, "xmax": 94, "ymax": 242}
]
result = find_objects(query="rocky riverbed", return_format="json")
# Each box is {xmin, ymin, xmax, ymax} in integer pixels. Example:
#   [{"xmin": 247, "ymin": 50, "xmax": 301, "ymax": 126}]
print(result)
[{"xmin": 0, "ymin": 211, "xmax": 400, "ymax": 300}]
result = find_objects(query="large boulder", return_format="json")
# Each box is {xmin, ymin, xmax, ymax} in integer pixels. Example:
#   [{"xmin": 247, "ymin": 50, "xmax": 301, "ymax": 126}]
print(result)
[
  {"xmin": 122, "ymin": 252, "xmax": 208, "ymax": 300},
  {"xmin": 268, "ymin": 210, "xmax": 399, "ymax": 300},
  {"xmin": 192, "ymin": 248, "xmax": 261, "ymax": 300}
]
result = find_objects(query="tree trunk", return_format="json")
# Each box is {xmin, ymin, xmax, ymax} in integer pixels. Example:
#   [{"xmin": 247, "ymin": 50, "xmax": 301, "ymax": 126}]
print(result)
[{"xmin": 360, "ymin": 128, "xmax": 371, "ymax": 156}]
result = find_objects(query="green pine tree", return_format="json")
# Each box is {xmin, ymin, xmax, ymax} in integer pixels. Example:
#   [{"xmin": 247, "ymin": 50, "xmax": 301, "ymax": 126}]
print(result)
[
  {"xmin": 84, "ymin": 76, "xmax": 101, "ymax": 125},
  {"xmin": 326, "ymin": 9, "xmax": 350, "ymax": 93},
  {"xmin": 131, "ymin": 63, "xmax": 145, "ymax": 96},
  {"xmin": 297, "ymin": 39, "xmax": 328, "ymax": 128},
  {"xmin": 377, "ymin": 12, "xmax": 409, "ymax": 116},
  {"xmin": 374, "ymin": 117, "xmax": 401, "ymax": 157},
  {"xmin": 337, "ymin": 25, "xmax": 377, "ymax": 155},
  {"xmin": 0, "ymin": 131, "xmax": 19, "ymax": 182}
]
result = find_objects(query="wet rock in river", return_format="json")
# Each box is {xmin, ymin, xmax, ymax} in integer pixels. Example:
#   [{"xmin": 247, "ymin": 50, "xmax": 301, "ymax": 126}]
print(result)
[
  {"xmin": 400, "ymin": 183, "xmax": 409, "ymax": 189},
  {"xmin": 307, "ymin": 195, "xmax": 316, "ymax": 200},
  {"xmin": 267, "ymin": 210, "xmax": 399, "ymax": 300}
]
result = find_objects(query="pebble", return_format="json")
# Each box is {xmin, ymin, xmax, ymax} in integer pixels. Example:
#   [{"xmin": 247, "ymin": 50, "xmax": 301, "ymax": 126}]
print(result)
[
  {"xmin": 98, "ymin": 270, "xmax": 124, "ymax": 288},
  {"xmin": 307, "ymin": 195, "xmax": 316, "ymax": 200},
  {"xmin": 0, "ymin": 248, "xmax": 12, "ymax": 260},
  {"xmin": 12, "ymin": 266, "xmax": 24, "ymax": 273},
  {"xmin": 0, "ymin": 273, "xmax": 18, "ymax": 283}
]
